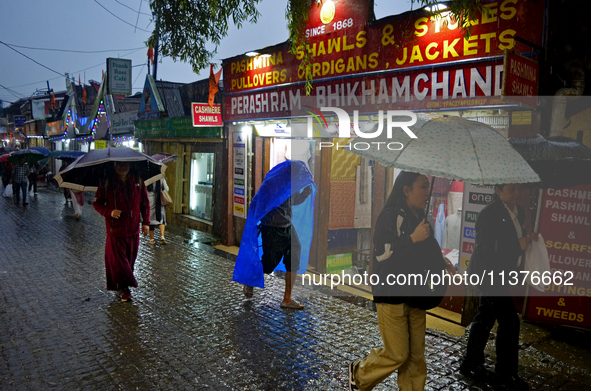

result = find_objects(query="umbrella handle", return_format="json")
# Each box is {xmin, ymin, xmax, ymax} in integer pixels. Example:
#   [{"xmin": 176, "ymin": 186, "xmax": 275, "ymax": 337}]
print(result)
[{"xmin": 425, "ymin": 176, "xmax": 435, "ymax": 223}]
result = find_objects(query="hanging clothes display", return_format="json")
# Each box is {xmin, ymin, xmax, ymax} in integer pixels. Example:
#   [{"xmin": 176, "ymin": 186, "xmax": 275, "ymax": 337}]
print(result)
[{"xmin": 442, "ymin": 208, "xmax": 462, "ymax": 250}]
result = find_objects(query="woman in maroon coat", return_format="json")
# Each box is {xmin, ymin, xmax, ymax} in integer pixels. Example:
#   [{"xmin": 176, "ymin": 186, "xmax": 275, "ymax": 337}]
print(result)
[{"xmin": 93, "ymin": 162, "xmax": 150, "ymax": 301}]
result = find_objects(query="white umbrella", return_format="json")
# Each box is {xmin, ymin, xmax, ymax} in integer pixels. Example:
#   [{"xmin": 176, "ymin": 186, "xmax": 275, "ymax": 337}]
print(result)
[{"xmin": 350, "ymin": 115, "xmax": 540, "ymax": 185}]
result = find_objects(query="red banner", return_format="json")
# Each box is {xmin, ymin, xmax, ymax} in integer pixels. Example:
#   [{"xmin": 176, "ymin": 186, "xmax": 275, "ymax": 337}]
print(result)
[
  {"xmin": 192, "ymin": 103, "xmax": 222, "ymax": 127},
  {"xmin": 524, "ymin": 184, "xmax": 591, "ymax": 330},
  {"xmin": 224, "ymin": 59, "xmax": 509, "ymax": 121},
  {"xmin": 223, "ymin": 0, "xmax": 544, "ymax": 99},
  {"xmin": 502, "ymin": 50, "xmax": 539, "ymax": 108}
]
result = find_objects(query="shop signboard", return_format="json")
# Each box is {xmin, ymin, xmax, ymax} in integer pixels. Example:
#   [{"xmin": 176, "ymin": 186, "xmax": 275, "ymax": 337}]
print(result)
[
  {"xmin": 233, "ymin": 132, "xmax": 248, "ymax": 218},
  {"xmin": 46, "ymin": 120, "xmax": 64, "ymax": 137},
  {"xmin": 458, "ymin": 184, "xmax": 496, "ymax": 271},
  {"xmin": 225, "ymin": 59, "xmax": 511, "ymax": 122},
  {"xmin": 223, "ymin": 0, "xmax": 543, "ymax": 96},
  {"xmin": 94, "ymin": 140, "xmax": 107, "ymax": 149},
  {"xmin": 14, "ymin": 115, "xmax": 26, "ymax": 127},
  {"xmin": 192, "ymin": 103, "xmax": 222, "ymax": 127},
  {"xmin": 107, "ymin": 58, "xmax": 132, "ymax": 96},
  {"xmin": 501, "ymin": 50, "xmax": 539, "ymax": 108},
  {"xmin": 524, "ymin": 184, "xmax": 591, "ymax": 329},
  {"xmin": 111, "ymin": 111, "xmax": 137, "ymax": 134},
  {"xmin": 326, "ymin": 253, "xmax": 353, "ymax": 274}
]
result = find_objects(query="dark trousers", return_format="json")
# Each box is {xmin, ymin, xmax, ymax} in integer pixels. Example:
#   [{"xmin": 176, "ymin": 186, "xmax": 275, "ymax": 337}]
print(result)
[
  {"xmin": 462, "ymin": 296, "xmax": 520, "ymax": 376},
  {"xmin": 261, "ymin": 225, "xmax": 301, "ymax": 273},
  {"xmin": 13, "ymin": 181, "xmax": 27, "ymax": 203},
  {"xmin": 28, "ymin": 173, "xmax": 37, "ymax": 193}
]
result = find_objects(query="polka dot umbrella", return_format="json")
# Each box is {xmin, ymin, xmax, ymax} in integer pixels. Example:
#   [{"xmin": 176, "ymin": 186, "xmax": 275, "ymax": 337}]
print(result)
[{"xmin": 349, "ymin": 115, "xmax": 540, "ymax": 185}]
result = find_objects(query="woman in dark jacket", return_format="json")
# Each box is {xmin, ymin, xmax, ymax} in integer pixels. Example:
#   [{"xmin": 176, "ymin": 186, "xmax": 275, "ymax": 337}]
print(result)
[
  {"xmin": 349, "ymin": 172, "xmax": 454, "ymax": 391},
  {"xmin": 460, "ymin": 183, "xmax": 537, "ymax": 391}
]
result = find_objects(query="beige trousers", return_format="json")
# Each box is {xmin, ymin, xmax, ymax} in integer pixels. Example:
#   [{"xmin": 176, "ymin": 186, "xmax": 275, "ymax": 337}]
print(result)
[{"xmin": 353, "ymin": 303, "xmax": 427, "ymax": 391}]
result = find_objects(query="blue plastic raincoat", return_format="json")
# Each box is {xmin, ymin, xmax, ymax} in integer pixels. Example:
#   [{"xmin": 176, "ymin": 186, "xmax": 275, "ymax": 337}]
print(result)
[{"xmin": 232, "ymin": 160, "xmax": 316, "ymax": 288}]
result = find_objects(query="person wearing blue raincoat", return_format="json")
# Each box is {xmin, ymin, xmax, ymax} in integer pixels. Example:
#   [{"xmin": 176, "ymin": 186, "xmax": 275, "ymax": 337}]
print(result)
[{"xmin": 233, "ymin": 160, "xmax": 316, "ymax": 309}]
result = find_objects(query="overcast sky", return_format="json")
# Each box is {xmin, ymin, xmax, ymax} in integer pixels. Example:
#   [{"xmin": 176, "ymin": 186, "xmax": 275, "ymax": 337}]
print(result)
[{"xmin": 0, "ymin": 0, "xmax": 412, "ymax": 106}]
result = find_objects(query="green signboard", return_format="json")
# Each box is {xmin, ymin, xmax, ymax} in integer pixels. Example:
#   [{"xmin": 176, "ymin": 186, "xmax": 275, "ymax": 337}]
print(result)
[
  {"xmin": 326, "ymin": 253, "xmax": 353, "ymax": 274},
  {"xmin": 135, "ymin": 116, "xmax": 222, "ymax": 139}
]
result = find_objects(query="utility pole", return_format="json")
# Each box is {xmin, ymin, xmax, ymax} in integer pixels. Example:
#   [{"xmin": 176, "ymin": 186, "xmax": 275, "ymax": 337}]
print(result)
[{"xmin": 153, "ymin": 12, "xmax": 160, "ymax": 80}]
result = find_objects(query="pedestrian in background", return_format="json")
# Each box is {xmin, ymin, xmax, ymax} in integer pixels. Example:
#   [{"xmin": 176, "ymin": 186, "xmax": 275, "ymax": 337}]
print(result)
[
  {"xmin": 70, "ymin": 189, "xmax": 85, "ymax": 220},
  {"xmin": 11, "ymin": 157, "xmax": 28, "ymax": 206},
  {"xmin": 146, "ymin": 178, "xmax": 169, "ymax": 245},
  {"xmin": 59, "ymin": 161, "xmax": 72, "ymax": 204},
  {"xmin": 349, "ymin": 171, "xmax": 454, "ymax": 391},
  {"xmin": 0, "ymin": 162, "xmax": 10, "ymax": 189},
  {"xmin": 93, "ymin": 161, "xmax": 150, "ymax": 302},
  {"xmin": 28, "ymin": 161, "xmax": 39, "ymax": 194},
  {"xmin": 459, "ymin": 183, "xmax": 537, "ymax": 391}
]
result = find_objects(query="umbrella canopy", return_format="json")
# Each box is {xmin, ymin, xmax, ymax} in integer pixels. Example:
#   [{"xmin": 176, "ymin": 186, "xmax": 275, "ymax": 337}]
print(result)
[
  {"xmin": 151, "ymin": 153, "xmax": 178, "ymax": 164},
  {"xmin": 0, "ymin": 146, "xmax": 15, "ymax": 154},
  {"xmin": 508, "ymin": 135, "xmax": 591, "ymax": 189},
  {"xmin": 49, "ymin": 150, "xmax": 87, "ymax": 160},
  {"xmin": 349, "ymin": 116, "xmax": 540, "ymax": 185},
  {"xmin": 29, "ymin": 146, "xmax": 51, "ymax": 156},
  {"xmin": 7, "ymin": 149, "xmax": 46, "ymax": 164},
  {"xmin": 54, "ymin": 147, "xmax": 166, "ymax": 191},
  {"xmin": 0, "ymin": 154, "xmax": 11, "ymax": 163}
]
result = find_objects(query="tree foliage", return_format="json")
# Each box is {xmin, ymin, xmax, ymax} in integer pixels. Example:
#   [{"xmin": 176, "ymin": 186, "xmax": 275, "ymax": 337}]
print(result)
[
  {"xmin": 148, "ymin": 0, "xmax": 485, "ymax": 83},
  {"xmin": 416, "ymin": 0, "xmax": 486, "ymax": 37},
  {"xmin": 148, "ymin": 0, "xmax": 262, "ymax": 73}
]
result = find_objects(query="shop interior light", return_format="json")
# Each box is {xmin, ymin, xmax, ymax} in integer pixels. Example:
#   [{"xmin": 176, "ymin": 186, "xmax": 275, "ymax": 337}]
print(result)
[
  {"xmin": 424, "ymin": 3, "xmax": 447, "ymax": 11},
  {"xmin": 260, "ymin": 53, "xmax": 272, "ymax": 58},
  {"xmin": 245, "ymin": 51, "xmax": 259, "ymax": 57},
  {"xmin": 242, "ymin": 125, "xmax": 252, "ymax": 136}
]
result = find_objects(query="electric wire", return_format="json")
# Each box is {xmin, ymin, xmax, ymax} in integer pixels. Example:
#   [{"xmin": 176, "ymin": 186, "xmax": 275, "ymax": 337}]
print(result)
[
  {"xmin": 4, "ymin": 47, "xmax": 146, "ymax": 94},
  {"xmin": 0, "ymin": 84, "xmax": 25, "ymax": 99},
  {"xmin": 0, "ymin": 40, "xmax": 64, "ymax": 77},
  {"xmin": 114, "ymin": 0, "xmax": 152, "ymax": 16},
  {"xmin": 0, "ymin": 42, "xmax": 145, "ymax": 54},
  {"xmin": 93, "ymin": 0, "xmax": 152, "ymax": 33}
]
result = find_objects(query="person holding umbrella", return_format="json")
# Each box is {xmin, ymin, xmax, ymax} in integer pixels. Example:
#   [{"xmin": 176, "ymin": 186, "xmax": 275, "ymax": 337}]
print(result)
[
  {"xmin": 349, "ymin": 172, "xmax": 454, "ymax": 391},
  {"xmin": 93, "ymin": 161, "xmax": 150, "ymax": 302},
  {"xmin": 459, "ymin": 183, "xmax": 537, "ymax": 390}
]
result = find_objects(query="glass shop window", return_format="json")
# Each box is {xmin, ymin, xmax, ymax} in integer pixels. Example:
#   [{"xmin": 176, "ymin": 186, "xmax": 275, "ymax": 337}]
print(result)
[{"xmin": 189, "ymin": 152, "xmax": 215, "ymax": 221}]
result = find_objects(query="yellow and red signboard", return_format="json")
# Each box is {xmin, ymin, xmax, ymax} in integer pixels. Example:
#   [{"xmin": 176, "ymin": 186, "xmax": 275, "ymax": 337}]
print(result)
[{"xmin": 224, "ymin": 0, "xmax": 544, "ymax": 101}]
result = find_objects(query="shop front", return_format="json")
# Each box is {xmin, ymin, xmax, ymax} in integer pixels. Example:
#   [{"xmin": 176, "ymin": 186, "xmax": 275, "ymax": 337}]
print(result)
[
  {"xmin": 222, "ymin": 0, "xmax": 546, "ymax": 321},
  {"xmin": 135, "ymin": 115, "xmax": 224, "ymax": 236}
]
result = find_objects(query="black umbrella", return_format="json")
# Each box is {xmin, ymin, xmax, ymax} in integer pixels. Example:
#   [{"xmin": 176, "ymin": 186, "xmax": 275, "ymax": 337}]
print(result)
[
  {"xmin": 54, "ymin": 147, "xmax": 165, "ymax": 191},
  {"xmin": 151, "ymin": 153, "xmax": 178, "ymax": 164},
  {"xmin": 508, "ymin": 135, "xmax": 591, "ymax": 189},
  {"xmin": 0, "ymin": 146, "xmax": 15, "ymax": 154},
  {"xmin": 29, "ymin": 146, "xmax": 51, "ymax": 156},
  {"xmin": 7, "ymin": 149, "xmax": 46, "ymax": 164},
  {"xmin": 49, "ymin": 150, "xmax": 87, "ymax": 160}
]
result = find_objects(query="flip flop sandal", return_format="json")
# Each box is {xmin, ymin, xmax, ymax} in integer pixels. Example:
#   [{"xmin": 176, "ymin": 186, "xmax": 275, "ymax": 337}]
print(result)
[
  {"xmin": 161, "ymin": 237, "xmax": 167, "ymax": 245},
  {"xmin": 280, "ymin": 300, "xmax": 305, "ymax": 309},
  {"xmin": 147, "ymin": 239, "xmax": 155, "ymax": 244}
]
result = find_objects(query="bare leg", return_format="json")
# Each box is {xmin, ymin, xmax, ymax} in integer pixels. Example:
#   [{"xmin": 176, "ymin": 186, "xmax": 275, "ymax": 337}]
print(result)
[
  {"xmin": 159, "ymin": 224, "xmax": 166, "ymax": 243},
  {"xmin": 283, "ymin": 271, "xmax": 297, "ymax": 304}
]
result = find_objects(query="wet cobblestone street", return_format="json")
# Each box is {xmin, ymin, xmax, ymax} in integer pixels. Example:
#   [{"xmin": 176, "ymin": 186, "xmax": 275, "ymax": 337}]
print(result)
[{"xmin": 1, "ymin": 187, "xmax": 590, "ymax": 390}]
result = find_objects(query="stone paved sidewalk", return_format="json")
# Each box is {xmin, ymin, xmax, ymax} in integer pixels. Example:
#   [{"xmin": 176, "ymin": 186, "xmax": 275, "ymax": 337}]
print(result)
[{"xmin": 0, "ymin": 187, "xmax": 589, "ymax": 390}]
